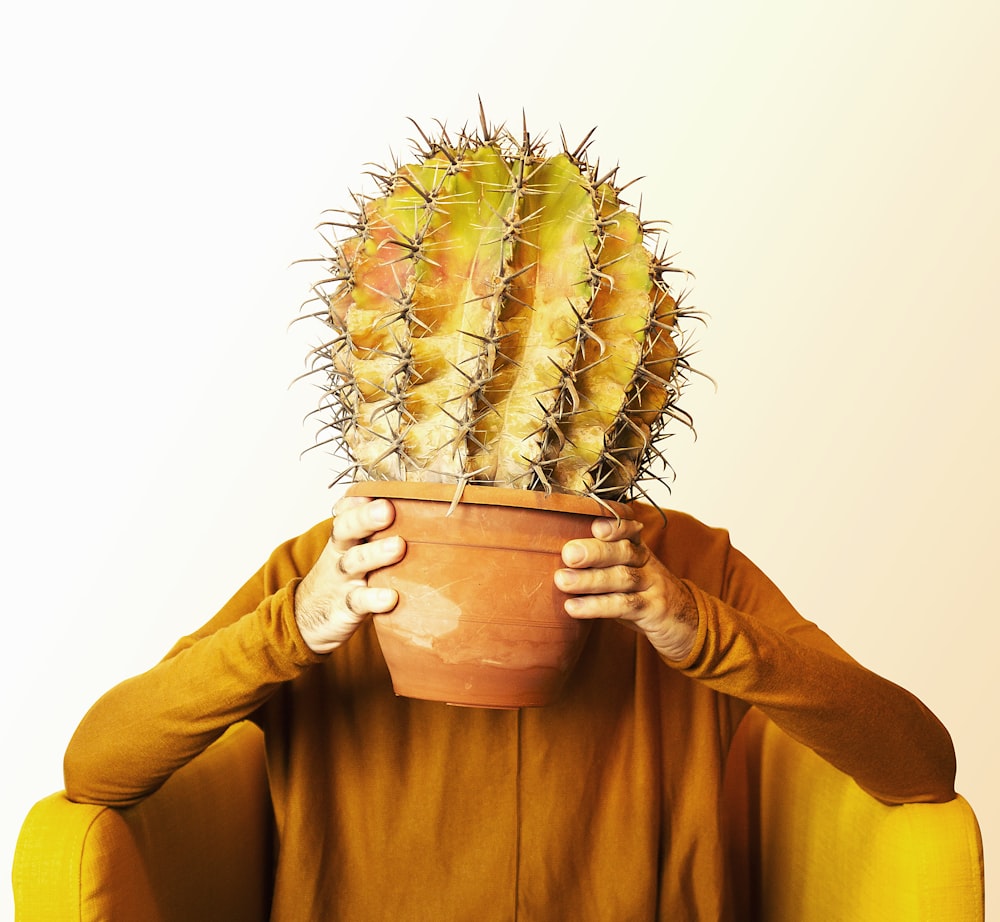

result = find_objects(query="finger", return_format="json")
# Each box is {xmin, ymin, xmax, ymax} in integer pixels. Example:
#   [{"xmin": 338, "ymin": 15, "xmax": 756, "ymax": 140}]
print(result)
[
  {"xmin": 555, "ymin": 562, "xmax": 648, "ymax": 596},
  {"xmin": 564, "ymin": 590, "xmax": 647, "ymax": 620},
  {"xmin": 344, "ymin": 585, "xmax": 398, "ymax": 616},
  {"xmin": 332, "ymin": 498, "xmax": 395, "ymax": 549},
  {"xmin": 337, "ymin": 534, "xmax": 406, "ymax": 578},
  {"xmin": 332, "ymin": 494, "xmax": 370, "ymax": 517},
  {"xmin": 591, "ymin": 516, "xmax": 643, "ymax": 542},
  {"xmin": 561, "ymin": 533, "xmax": 650, "ymax": 569}
]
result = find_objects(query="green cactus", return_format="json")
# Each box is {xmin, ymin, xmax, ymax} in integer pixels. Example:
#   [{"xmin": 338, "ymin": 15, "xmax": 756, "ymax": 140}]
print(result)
[{"xmin": 308, "ymin": 113, "xmax": 695, "ymax": 503}]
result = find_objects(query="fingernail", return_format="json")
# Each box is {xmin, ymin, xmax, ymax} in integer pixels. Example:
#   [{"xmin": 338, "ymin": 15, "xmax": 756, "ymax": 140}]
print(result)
[
  {"xmin": 593, "ymin": 519, "xmax": 613, "ymax": 539},
  {"xmin": 556, "ymin": 568, "xmax": 577, "ymax": 588},
  {"xmin": 563, "ymin": 544, "xmax": 585, "ymax": 566},
  {"xmin": 373, "ymin": 500, "xmax": 392, "ymax": 524}
]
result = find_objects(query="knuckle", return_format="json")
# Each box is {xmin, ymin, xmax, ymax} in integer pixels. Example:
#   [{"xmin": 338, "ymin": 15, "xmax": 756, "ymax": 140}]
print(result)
[
  {"xmin": 630, "ymin": 541, "xmax": 651, "ymax": 565},
  {"xmin": 332, "ymin": 515, "xmax": 357, "ymax": 544},
  {"xmin": 622, "ymin": 566, "xmax": 644, "ymax": 590},
  {"xmin": 622, "ymin": 592, "xmax": 645, "ymax": 612},
  {"xmin": 333, "ymin": 494, "xmax": 365, "ymax": 518}
]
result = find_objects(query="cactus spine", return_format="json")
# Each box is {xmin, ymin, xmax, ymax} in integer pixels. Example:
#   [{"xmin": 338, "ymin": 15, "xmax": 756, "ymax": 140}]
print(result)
[{"xmin": 311, "ymin": 115, "xmax": 693, "ymax": 503}]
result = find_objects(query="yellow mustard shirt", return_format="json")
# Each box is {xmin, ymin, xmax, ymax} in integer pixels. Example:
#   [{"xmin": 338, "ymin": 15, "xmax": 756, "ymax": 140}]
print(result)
[{"xmin": 65, "ymin": 505, "xmax": 956, "ymax": 921}]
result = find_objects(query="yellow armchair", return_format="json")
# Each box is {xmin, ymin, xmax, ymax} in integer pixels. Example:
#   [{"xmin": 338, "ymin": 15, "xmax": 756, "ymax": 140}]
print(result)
[
  {"xmin": 13, "ymin": 711, "xmax": 985, "ymax": 921},
  {"xmin": 723, "ymin": 709, "xmax": 985, "ymax": 921},
  {"xmin": 13, "ymin": 723, "xmax": 272, "ymax": 921}
]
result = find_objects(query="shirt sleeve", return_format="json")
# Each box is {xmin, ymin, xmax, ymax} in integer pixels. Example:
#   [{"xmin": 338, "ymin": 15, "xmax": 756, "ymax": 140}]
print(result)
[
  {"xmin": 63, "ymin": 521, "xmax": 331, "ymax": 806},
  {"xmin": 668, "ymin": 527, "xmax": 957, "ymax": 804}
]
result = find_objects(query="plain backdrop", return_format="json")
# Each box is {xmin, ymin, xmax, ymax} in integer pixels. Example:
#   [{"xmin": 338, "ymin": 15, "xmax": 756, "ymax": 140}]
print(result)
[{"xmin": 2, "ymin": 1, "xmax": 995, "ymax": 917}]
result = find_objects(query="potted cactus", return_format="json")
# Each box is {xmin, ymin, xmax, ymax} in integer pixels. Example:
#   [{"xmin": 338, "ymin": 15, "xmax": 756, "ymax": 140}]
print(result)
[{"xmin": 304, "ymin": 111, "xmax": 694, "ymax": 707}]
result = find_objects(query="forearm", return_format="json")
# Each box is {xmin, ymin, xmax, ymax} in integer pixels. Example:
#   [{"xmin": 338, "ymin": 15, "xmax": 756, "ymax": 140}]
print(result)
[
  {"xmin": 64, "ymin": 580, "xmax": 322, "ymax": 805},
  {"xmin": 676, "ymin": 582, "xmax": 957, "ymax": 804}
]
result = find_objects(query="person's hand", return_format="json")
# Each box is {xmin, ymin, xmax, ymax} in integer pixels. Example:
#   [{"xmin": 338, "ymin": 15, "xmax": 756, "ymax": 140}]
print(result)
[
  {"xmin": 554, "ymin": 517, "xmax": 699, "ymax": 662},
  {"xmin": 294, "ymin": 496, "xmax": 406, "ymax": 654}
]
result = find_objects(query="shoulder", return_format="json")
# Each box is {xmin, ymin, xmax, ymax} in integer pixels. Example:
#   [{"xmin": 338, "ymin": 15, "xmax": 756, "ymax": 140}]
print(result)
[
  {"xmin": 223, "ymin": 519, "xmax": 334, "ymax": 605},
  {"xmin": 160, "ymin": 518, "xmax": 335, "ymax": 659},
  {"xmin": 279, "ymin": 517, "xmax": 334, "ymax": 559},
  {"xmin": 631, "ymin": 503, "xmax": 735, "ymax": 596},
  {"xmin": 261, "ymin": 518, "xmax": 333, "ymax": 582},
  {"xmin": 632, "ymin": 503, "xmax": 733, "ymax": 559}
]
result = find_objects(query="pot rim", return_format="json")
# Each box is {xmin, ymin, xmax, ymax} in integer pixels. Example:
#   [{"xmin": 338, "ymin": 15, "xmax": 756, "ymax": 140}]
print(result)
[{"xmin": 344, "ymin": 480, "xmax": 633, "ymax": 520}]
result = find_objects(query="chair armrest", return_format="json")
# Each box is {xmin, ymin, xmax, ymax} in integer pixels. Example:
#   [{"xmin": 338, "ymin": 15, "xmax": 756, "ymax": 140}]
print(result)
[
  {"xmin": 13, "ymin": 721, "xmax": 272, "ymax": 922},
  {"xmin": 731, "ymin": 709, "xmax": 985, "ymax": 922}
]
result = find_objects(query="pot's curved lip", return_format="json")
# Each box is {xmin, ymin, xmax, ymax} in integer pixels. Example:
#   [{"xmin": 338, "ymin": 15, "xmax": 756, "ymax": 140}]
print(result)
[{"xmin": 345, "ymin": 480, "xmax": 633, "ymax": 519}]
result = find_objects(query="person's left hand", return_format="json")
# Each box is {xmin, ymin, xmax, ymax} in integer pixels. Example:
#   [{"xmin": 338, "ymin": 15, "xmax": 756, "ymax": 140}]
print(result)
[{"xmin": 554, "ymin": 517, "xmax": 699, "ymax": 662}]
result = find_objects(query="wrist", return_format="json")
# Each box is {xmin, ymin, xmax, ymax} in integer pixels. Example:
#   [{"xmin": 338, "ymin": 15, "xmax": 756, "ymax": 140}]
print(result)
[
  {"xmin": 647, "ymin": 580, "xmax": 699, "ymax": 663},
  {"xmin": 293, "ymin": 584, "xmax": 337, "ymax": 656}
]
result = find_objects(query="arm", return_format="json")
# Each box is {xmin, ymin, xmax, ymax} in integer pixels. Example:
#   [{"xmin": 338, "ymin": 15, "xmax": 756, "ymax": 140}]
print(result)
[
  {"xmin": 64, "ymin": 498, "xmax": 404, "ymax": 806},
  {"xmin": 555, "ymin": 512, "xmax": 957, "ymax": 805},
  {"xmin": 63, "ymin": 580, "xmax": 319, "ymax": 806}
]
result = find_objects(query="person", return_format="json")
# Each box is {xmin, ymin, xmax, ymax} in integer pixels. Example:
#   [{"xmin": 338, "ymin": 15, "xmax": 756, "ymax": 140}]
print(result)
[{"xmin": 64, "ymin": 490, "xmax": 956, "ymax": 920}]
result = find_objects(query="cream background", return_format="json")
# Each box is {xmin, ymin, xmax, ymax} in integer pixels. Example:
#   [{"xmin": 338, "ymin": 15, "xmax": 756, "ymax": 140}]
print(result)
[{"xmin": 2, "ymin": 1, "xmax": 995, "ymax": 917}]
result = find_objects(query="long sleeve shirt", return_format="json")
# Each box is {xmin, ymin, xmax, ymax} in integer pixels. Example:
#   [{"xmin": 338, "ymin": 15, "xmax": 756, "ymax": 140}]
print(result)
[{"xmin": 64, "ymin": 504, "xmax": 956, "ymax": 921}]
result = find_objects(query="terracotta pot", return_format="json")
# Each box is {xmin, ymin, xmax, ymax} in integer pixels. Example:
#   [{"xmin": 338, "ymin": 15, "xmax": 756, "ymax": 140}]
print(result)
[{"xmin": 345, "ymin": 481, "xmax": 632, "ymax": 708}]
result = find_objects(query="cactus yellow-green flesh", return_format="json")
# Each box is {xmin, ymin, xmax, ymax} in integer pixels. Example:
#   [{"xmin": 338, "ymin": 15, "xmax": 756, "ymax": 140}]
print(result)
[
  {"xmin": 399, "ymin": 146, "xmax": 515, "ymax": 480},
  {"xmin": 607, "ymin": 286, "xmax": 679, "ymax": 492},
  {"xmin": 340, "ymin": 183, "xmax": 425, "ymax": 478},
  {"xmin": 472, "ymin": 154, "xmax": 597, "ymax": 486},
  {"xmin": 553, "ymin": 187, "xmax": 652, "ymax": 493}
]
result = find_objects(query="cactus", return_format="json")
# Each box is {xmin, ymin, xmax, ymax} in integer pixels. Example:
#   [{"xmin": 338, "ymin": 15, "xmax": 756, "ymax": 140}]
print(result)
[{"xmin": 306, "ymin": 113, "xmax": 695, "ymax": 504}]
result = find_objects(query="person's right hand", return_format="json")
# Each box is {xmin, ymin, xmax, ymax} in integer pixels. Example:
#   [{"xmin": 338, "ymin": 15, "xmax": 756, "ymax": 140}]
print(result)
[{"xmin": 294, "ymin": 496, "xmax": 406, "ymax": 654}]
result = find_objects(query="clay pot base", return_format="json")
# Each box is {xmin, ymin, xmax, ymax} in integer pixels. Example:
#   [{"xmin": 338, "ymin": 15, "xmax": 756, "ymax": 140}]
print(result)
[{"xmin": 346, "ymin": 482, "xmax": 632, "ymax": 708}]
